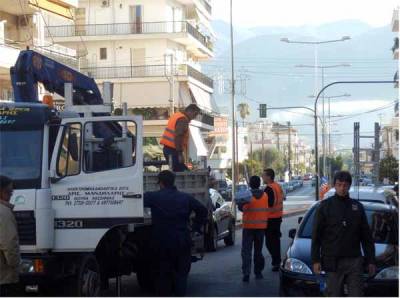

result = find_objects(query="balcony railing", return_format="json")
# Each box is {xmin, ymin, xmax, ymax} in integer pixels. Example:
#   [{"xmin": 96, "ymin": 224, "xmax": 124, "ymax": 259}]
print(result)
[
  {"xmin": 81, "ymin": 64, "xmax": 213, "ymax": 88},
  {"xmin": 46, "ymin": 21, "xmax": 213, "ymax": 51},
  {"xmin": 198, "ymin": 0, "xmax": 212, "ymax": 14}
]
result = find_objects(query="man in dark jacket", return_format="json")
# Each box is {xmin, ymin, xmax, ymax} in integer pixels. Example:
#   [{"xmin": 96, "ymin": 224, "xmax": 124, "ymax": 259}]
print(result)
[
  {"xmin": 311, "ymin": 171, "xmax": 376, "ymax": 297},
  {"xmin": 144, "ymin": 170, "xmax": 207, "ymax": 296}
]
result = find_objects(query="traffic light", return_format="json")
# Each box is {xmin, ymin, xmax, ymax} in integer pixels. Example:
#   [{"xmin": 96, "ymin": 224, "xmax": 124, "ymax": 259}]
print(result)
[{"xmin": 259, "ymin": 104, "xmax": 267, "ymax": 118}]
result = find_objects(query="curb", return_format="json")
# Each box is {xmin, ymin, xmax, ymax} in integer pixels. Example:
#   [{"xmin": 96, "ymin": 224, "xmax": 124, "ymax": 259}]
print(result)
[{"xmin": 235, "ymin": 207, "xmax": 309, "ymax": 228}]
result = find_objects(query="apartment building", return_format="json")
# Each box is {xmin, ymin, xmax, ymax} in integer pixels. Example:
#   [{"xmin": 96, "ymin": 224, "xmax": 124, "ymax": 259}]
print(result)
[
  {"xmin": 45, "ymin": 0, "xmax": 217, "ymax": 163},
  {"xmin": 0, "ymin": 0, "xmax": 78, "ymax": 101}
]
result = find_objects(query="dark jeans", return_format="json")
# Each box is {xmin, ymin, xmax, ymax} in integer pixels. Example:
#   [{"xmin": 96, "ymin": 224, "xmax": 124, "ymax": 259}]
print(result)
[
  {"xmin": 265, "ymin": 218, "xmax": 282, "ymax": 266},
  {"xmin": 0, "ymin": 283, "xmax": 21, "ymax": 297},
  {"xmin": 163, "ymin": 146, "xmax": 188, "ymax": 172},
  {"xmin": 241, "ymin": 229, "xmax": 265, "ymax": 276},
  {"xmin": 325, "ymin": 257, "xmax": 364, "ymax": 297},
  {"xmin": 154, "ymin": 248, "xmax": 192, "ymax": 297}
]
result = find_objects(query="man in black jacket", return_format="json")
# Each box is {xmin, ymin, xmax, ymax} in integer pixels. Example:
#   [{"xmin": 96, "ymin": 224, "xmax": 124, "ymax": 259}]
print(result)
[
  {"xmin": 311, "ymin": 171, "xmax": 376, "ymax": 297},
  {"xmin": 144, "ymin": 170, "xmax": 207, "ymax": 296}
]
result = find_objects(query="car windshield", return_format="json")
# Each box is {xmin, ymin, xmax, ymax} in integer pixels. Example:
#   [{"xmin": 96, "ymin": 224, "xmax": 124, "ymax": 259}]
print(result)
[
  {"xmin": 0, "ymin": 130, "xmax": 43, "ymax": 189},
  {"xmin": 299, "ymin": 207, "xmax": 397, "ymax": 244}
]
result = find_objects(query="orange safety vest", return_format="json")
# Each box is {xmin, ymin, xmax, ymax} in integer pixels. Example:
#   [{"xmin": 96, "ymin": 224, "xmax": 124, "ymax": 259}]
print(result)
[
  {"xmin": 160, "ymin": 112, "xmax": 189, "ymax": 150},
  {"xmin": 267, "ymin": 182, "xmax": 284, "ymax": 219},
  {"xmin": 319, "ymin": 184, "xmax": 330, "ymax": 200},
  {"xmin": 242, "ymin": 193, "xmax": 270, "ymax": 229}
]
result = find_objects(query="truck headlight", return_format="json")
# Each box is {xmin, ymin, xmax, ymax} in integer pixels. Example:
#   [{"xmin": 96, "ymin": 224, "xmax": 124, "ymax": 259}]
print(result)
[
  {"xmin": 374, "ymin": 266, "xmax": 399, "ymax": 280},
  {"xmin": 20, "ymin": 259, "xmax": 34, "ymax": 273},
  {"xmin": 284, "ymin": 258, "xmax": 313, "ymax": 274}
]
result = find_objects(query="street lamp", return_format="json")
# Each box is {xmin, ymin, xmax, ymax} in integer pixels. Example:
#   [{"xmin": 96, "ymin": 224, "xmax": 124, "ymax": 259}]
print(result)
[
  {"xmin": 281, "ymin": 36, "xmax": 351, "ymax": 180},
  {"xmin": 297, "ymin": 63, "xmax": 351, "ymax": 178}
]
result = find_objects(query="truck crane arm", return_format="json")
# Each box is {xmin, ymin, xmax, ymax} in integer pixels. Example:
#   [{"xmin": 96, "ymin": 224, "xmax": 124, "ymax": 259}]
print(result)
[{"xmin": 10, "ymin": 49, "xmax": 103, "ymax": 105}]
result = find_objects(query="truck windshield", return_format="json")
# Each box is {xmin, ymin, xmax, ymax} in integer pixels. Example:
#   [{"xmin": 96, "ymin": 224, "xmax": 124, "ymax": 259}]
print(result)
[{"xmin": 0, "ymin": 130, "xmax": 42, "ymax": 189}]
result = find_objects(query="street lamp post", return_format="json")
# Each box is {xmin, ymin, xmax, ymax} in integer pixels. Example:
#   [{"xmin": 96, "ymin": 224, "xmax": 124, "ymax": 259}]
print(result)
[
  {"xmin": 297, "ymin": 64, "xmax": 351, "ymax": 178},
  {"xmin": 313, "ymin": 80, "xmax": 396, "ymax": 201},
  {"xmin": 281, "ymin": 36, "xmax": 351, "ymax": 181}
]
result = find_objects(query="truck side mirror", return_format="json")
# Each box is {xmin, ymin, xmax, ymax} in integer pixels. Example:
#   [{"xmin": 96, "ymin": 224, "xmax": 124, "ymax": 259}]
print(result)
[
  {"xmin": 298, "ymin": 216, "xmax": 303, "ymax": 224},
  {"xmin": 288, "ymin": 228, "xmax": 296, "ymax": 239}
]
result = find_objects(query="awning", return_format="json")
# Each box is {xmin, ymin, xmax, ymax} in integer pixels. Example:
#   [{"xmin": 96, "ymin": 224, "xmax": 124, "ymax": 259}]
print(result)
[
  {"xmin": 189, "ymin": 125, "xmax": 208, "ymax": 156},
  {"xmin": 189, "ymin": 83, "xmax": 218, "ymax": 114}
]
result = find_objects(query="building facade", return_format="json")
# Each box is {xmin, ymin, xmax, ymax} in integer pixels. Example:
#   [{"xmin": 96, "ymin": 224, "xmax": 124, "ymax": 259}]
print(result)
[{"xmin": 46, "ymin": 0, "xmax": 217, "ymax": 163}]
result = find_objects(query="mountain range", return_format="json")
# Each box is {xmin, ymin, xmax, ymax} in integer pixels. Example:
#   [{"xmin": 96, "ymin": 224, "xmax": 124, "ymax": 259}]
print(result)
[{"xmin": 204, "ymin": 20, "xmax": 398, "ymax": 148}]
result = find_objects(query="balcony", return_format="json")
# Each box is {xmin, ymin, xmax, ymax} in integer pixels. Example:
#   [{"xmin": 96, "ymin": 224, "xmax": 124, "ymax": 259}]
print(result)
[
  {"xmin": 81, "ymin": 64, "xmax": 213, "ymax": 89},
  {"xmin": 46, "ymin": 21, "xmax": 213, "ymax": 53}
]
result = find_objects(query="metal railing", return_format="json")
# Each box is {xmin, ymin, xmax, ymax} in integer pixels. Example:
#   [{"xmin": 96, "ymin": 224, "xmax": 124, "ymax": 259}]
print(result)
[
  {"xmin": 46, "ymin": 21, "xmax": 213, "ymax": 51},
  {"xmin": 198, "ymin": 0, "xmax": 212, "ymax": 14},
  {"xmin": 81, "ymin": 64, "xmax": 214, "ymax": 88}
]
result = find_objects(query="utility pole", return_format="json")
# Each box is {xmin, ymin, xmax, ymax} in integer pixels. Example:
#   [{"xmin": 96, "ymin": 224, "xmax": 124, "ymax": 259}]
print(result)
[
  {"xmin": 262, "ymin": 130, "xmax": 265, "ymax": 168},
  {"xmin": 229, "ymin": 0, "xmax": 236, "ymax": 201},
  {"xmin": 288, "ymin": 121, "xmax": 292, "ymax": 179},
  {"xmin": 373, "ymin": 122, "xmax": 380, "ymax": 185}
]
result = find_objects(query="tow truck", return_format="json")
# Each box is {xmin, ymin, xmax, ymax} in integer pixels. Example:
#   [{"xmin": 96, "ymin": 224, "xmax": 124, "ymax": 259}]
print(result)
[{"xmin": 0, "ymin": 50, "xmax": 230, "ymax": 295}]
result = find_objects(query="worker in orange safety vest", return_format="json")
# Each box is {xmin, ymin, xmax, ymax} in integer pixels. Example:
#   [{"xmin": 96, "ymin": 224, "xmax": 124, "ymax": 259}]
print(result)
[
  {"xmin": 262, "ymin": 168, "xmax": 283, "ymax": 272},
  {"xmin": 160, "ymin": 104, "xmax": 200, "ymax": 172},
  {"xmin": 238, "ymin": 176, "xmax": 275, "ymax": 282}
]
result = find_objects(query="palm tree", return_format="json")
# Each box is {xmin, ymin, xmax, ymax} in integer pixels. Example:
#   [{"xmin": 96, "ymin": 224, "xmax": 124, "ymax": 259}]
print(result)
[{"xmin": 237, "ymin": 103, "xmax": 250, "ymax": 126}]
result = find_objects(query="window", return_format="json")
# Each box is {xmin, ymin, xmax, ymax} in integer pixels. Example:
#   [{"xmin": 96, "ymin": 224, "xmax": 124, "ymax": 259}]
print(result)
[
  {"xmin": 100, "ymin": 48, "xmax": 107, "ymax": 60},
  {"xmin": 57, "ymin": 123, "xmax": 82, "ymax": 177},
  {"xmin": 83, "ymin": 120, "xmax": 136, "ymax": 172},
  {"xmin": 0, "ymin": 130, "xmax": 43, "ymax": 189}
]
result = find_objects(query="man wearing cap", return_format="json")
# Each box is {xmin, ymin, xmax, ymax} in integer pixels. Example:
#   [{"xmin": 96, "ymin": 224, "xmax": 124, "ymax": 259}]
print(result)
[
  {"xmin": 144, "ymin": 170, "xmax": 207, "ymax": 296},
  {"xmin": 160, "ymin": 104, "xmax": 201, "ymax": 172}
]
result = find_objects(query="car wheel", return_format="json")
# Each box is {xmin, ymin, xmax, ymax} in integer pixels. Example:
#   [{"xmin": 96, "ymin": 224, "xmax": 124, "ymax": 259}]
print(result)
[
  {"xmin": 206, "ymin": 226, "xmax": 218, "ymax": 252},
  {"xmin": 224, "ymin": 221, "xmax": 235, "ymax": 246}
]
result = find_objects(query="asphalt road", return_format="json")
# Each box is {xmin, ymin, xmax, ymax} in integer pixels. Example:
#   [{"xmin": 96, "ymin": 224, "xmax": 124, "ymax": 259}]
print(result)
[{"xmin": 101, "ymin": 184, "xmax": 315, "ymax": 297}]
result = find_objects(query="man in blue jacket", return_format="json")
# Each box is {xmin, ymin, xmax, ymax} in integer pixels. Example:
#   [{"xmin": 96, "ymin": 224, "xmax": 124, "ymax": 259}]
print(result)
[{"xmin": 144, "ymin": 170, "xmax": 207, "ymax": 296}]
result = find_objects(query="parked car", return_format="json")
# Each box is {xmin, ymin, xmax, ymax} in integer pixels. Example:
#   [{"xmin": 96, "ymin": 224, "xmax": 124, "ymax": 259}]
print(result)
[
  {"xmin": 278, "ymin": 182, "xmax": 288, "ymax": 200},
  {"xmin": 280, "ymin": 198, "xmax": 398, "ymax": 296},
  {"xmin": 206, "ymin": 188, "xmax": 236, "ymax": 251},
  {"xmin": 323, "ymin": 186, "xmax": 396, "ymax": 205},
  {"xmin": 215, "ymin": 179, "xmax": 229, "ymax": 200},
  {"xmin": 311, "ymin": 177, "xmax": 317, "ymax": 187}
]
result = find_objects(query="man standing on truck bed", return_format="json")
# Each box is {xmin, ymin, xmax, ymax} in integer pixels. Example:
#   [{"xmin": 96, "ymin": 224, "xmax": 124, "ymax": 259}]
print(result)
[
  {"xmin": 160, "ymin": 104, "xmax": 201, "ymax": 172},
  {"xmin": 144, "ymin": 170, "xmax": 207, "ymax": 296}
]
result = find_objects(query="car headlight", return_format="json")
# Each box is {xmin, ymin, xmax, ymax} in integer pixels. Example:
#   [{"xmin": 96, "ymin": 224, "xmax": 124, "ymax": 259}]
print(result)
[
  {"xmin": 374, "ymin": 266, "xmax": 399, "ymax": 280},
  {"xmin": 284, "ymin": 258, "xmax": 313, "ymax": 274}
]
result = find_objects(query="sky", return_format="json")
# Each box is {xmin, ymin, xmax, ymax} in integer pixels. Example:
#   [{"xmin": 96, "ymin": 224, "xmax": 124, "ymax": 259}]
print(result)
[{"xmin": 213, "ymin": 0, "xmax": 399, "ymax": 28}]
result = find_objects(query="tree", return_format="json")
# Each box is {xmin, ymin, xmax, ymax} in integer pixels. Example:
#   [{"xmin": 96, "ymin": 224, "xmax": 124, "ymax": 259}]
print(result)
[
  {"xmin": 379, "ymin": 155, "xmax": 399, "ymax": 183},
  {"xmin": 237, "ymin": 103, "xmax": 250, "ymax": 126}
]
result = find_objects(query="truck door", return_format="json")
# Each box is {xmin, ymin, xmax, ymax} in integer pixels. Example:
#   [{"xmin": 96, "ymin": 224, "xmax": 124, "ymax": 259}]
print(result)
[{"xmin": 50, "ymin": 116, "xmax": 143, "ymax": 251}]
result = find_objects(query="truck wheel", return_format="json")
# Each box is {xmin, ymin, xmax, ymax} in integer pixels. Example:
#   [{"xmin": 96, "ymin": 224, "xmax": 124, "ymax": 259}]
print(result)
[
  {"xmin": 224, "ymin": 221, "xmax": 235, "ymax": 246},
  {"xmin": 136, "ymin": 268, "xmax": 154, "ymax": 292},
  {"xmin": 66, "ymin": 254, "xmax": 101, "ymax": 297}
]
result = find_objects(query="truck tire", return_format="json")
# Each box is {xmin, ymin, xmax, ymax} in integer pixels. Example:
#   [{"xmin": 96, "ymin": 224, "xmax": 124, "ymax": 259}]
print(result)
[
  {"xmin": 224, "ymin": 221, "xmax": 235, "ymax": 246},
  {"xmin": 65, "ymin": 254, "xmax": 101, "ymax": 297},
  {"xmin": 136, "ymin": 268, "xmax": 154, "ymax": 292}
]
